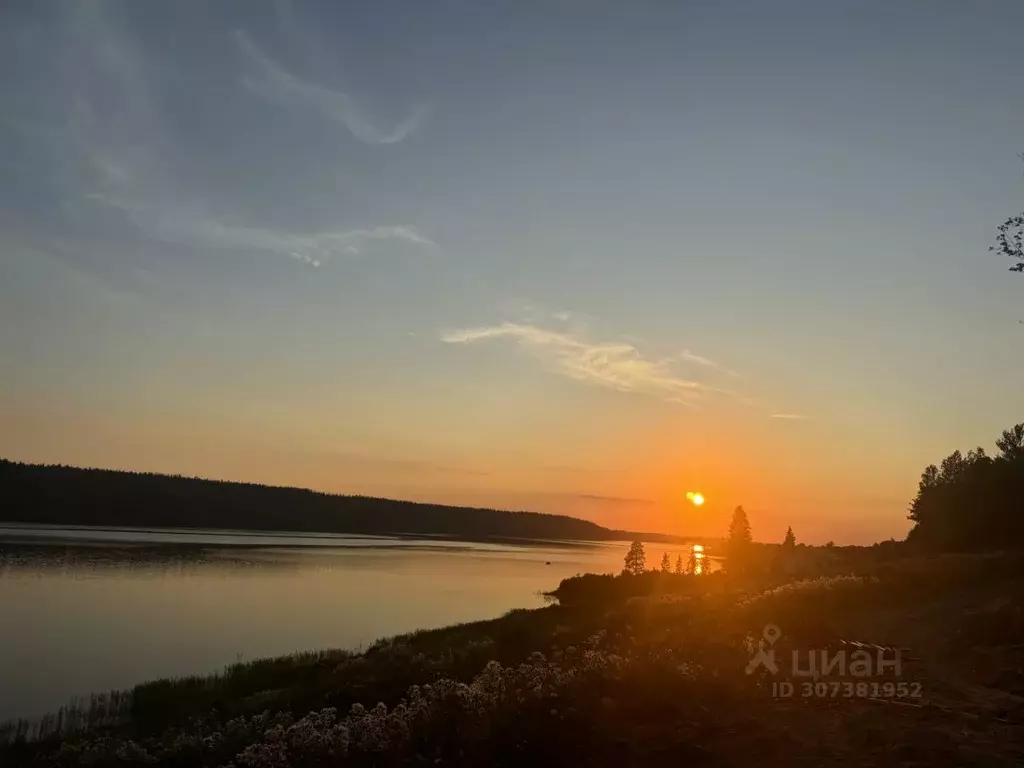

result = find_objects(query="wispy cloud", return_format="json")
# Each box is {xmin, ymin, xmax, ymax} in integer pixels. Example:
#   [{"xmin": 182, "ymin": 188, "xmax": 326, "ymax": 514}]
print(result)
[
  {"xmin": 21, "ymin": 2, "xmax": 433, "ymax": 269},
  {"xmin": 679, "ymin": 349, "xmax": 741, "ymax": 378},
  {"xmin": 770, "ymin": 412, "xmax": 807, "ymax": 420},
  {"xmin": 515, "ymin": 303, "xmax": 586, "ymax": 327},
  {"xmin": 441, "ymin": 322, "xmax": 732, "ymax": 407},
  {"xmin": 235, "ymin": 30, "xmax": 426, "ymax": 145},
  {"xmin": 92, "ymin": 194, "xmax": 436, "ymax": 266}
]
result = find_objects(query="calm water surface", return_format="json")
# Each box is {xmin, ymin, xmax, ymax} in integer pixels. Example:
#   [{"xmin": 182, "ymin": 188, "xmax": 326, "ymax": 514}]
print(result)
[{"xmin": 0, "ymin": 524, "xmax": 658, "ymax": 721}]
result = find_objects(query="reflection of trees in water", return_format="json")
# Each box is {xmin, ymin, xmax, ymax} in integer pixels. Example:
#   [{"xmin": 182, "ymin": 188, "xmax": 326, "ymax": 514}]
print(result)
[
  {"xmin": 0, "ymin": 544, "xmax": 304, "ymax": 578},
  {"xmin": 0, "ymin": 540, "xmax": 615, "ymax": 580}
]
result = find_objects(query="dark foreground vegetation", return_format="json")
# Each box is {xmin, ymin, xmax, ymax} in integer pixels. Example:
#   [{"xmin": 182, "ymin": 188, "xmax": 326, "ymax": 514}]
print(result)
[
  {"xmin": 3, "ymin": 548, "xmax": 1022, "ymax": 767},
  {"xmin": 0, "ymin": 459, "xmax": 681, "ymax": 544}
]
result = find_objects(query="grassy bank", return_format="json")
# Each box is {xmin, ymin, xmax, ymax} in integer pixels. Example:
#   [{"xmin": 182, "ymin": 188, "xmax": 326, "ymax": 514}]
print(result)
[{"xmin": 3, "ymin": 552, "xmax": 1023, "ymax": 766}]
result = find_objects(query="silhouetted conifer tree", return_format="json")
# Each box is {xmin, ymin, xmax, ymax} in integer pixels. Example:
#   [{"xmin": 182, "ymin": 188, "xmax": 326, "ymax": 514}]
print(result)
[{"xmin": 623, "ymin": 541, "xmax": 646, "ymax": 575}]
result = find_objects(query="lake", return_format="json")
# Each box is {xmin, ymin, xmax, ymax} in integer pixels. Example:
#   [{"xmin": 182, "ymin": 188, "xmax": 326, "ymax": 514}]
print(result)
[{"xmin": 0, "ymin": 523, "xmax": 667, "ymax": 722}]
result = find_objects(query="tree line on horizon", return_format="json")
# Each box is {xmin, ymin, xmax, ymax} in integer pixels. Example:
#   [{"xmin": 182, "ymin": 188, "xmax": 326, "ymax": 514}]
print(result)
[
  {"xmin": 906, "ymin": 423, "xmax": 1024, "ymax": 551},
  {"xmin": 622, "ymin": 540, "xmax": 707, "ymax": 576},
  {"xmin": 622, "ymin": 505, "xmax": 782, "ymax": 577},
  {"xmin": 0, "ymin": 459, "xmax": 687, "ymax": 544}
]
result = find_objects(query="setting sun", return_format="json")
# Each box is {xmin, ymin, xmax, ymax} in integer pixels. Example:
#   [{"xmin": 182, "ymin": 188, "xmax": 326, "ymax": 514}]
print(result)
[{"xmin": 686, "ymin": 492, "xmax": 705, "ymax": 506}]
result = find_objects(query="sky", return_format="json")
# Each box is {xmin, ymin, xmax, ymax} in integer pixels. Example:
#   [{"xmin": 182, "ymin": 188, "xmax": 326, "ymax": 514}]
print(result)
[{"xmin": 2, "ymin": 0, "xmax": 1022, "ymax": 544}]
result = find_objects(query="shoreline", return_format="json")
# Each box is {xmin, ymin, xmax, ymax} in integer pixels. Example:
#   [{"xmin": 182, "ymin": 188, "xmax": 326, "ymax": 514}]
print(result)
[
  {"xmin": 2, "ymin": 552, "xmax": 1023, "ymax": 765},
  {"xmin": 0, "ymin": 600, "xmax": 570, "ymax": 742},
  {"xmin": 0, "ymin": 535, "xmax": 623, "ymax": 727}
]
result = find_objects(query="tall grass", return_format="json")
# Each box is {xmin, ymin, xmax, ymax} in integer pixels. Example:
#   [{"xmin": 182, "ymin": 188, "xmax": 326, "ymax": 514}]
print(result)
[
  {"xmin": 0, "ymin": 689, "xmax": 131, "ymax": 744},
  {"xmin": 0, "ymin": 606, "xmax": 575, "ymax": 747},
  {"xmin": 0, "ymin": 649, "xmax": 352, "ymax": 746}
]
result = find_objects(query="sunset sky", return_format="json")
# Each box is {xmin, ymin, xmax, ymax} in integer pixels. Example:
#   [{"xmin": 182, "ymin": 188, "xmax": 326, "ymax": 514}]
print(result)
[{"xmin": 2, "ymin": 1, "xmax": 1022, "ymax": 544}]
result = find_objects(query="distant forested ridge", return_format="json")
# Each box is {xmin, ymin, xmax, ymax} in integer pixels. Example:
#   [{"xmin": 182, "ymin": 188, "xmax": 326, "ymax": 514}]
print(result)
[{"xmin": 0, "ymin": 459, "xmax": 678, "ymax": 544}]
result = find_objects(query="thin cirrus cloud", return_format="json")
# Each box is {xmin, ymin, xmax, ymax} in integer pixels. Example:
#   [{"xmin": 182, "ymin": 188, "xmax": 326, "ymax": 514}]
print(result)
[
  {"xmin": 234, "ymin": 30, "xmax": 427, "ymax": 146},
  {"xmin": 441, "ymin": 322, "xmax": 741, "ymax": 408},
  {"xmin": 770, "ymin": 413, "xmax": 807, "ymax": 420},
  {"xmin": 44, "ymin": 2, "xmax": 435, "ymax": 269},
  {"xmin": 1, "ymin": 1, "xmax": 435, "ymax": 271},
  {"xmin": 92, "ymin": 192, "xmax": 436, "ymax": 267},
  {"xmin": 679, "ymin": 349, "xmax": 741, "ymax": 378}
]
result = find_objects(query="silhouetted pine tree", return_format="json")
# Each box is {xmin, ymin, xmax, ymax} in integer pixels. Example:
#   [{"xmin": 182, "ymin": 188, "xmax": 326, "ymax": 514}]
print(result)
[
  {"xmin": 623, "ymin": 541, "xmax": 646, "ymax": 575},
  {"xmin": 686, "ymin": 547, "xmax": 699, "ymax": 575},
  {"xmin": 728, "ymin": 506, "xmax": 752, "ymax": 544},
  {"xmin": 726, "ymin": 506, "xmax": 753, "ymax": 574}
]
